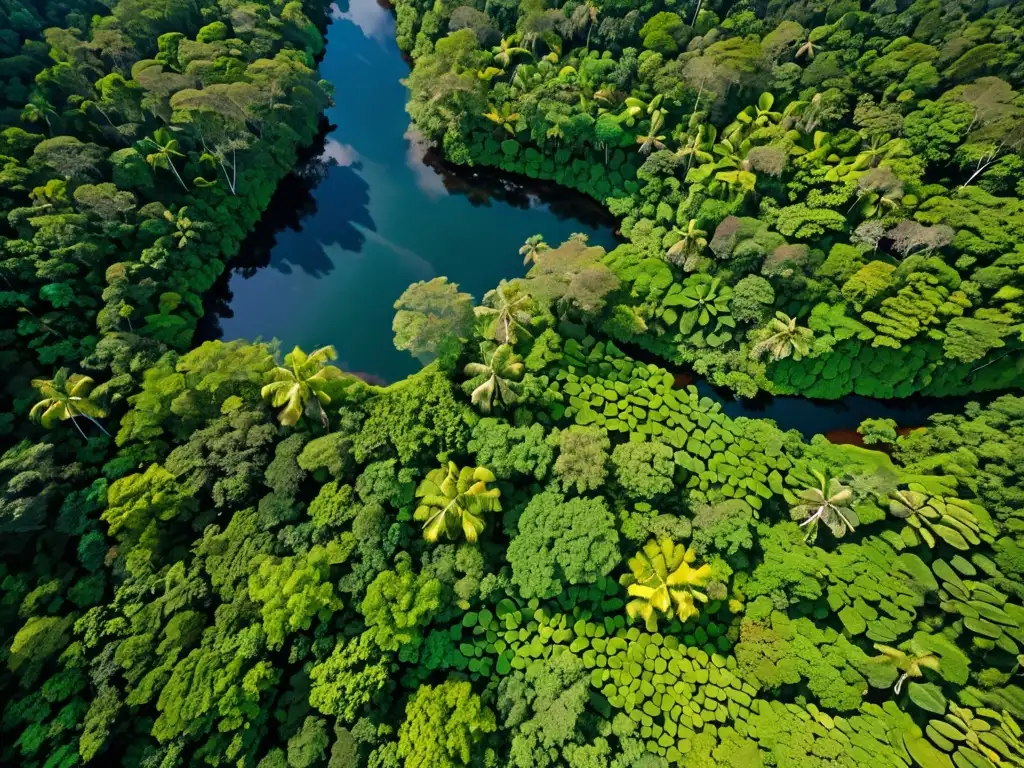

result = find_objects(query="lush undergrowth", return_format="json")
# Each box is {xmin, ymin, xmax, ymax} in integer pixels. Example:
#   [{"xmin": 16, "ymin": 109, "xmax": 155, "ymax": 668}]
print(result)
[
  {"xmin": 399, "ymin": 0, "xmax": 1024, "ymax": 398},
  {"xmin": 4, "ymin": 1, "xmax": 1024, "ymax": 768}
]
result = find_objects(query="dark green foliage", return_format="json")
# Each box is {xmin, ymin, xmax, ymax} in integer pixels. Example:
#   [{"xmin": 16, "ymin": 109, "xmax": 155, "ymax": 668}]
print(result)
[{"xmin": 5, "ymin": 0, "xmax": 1024, "ymax": 766}]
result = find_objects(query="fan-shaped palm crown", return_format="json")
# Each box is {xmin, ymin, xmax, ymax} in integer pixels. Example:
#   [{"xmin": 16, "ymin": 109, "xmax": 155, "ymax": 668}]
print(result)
[
  {"xmin": 622, "ymin": 539, "xmax": 713, "ymax": 632},
  {"xmin": 414, "ymin": 462, "xmax": 502, "ymax": 543},
  {"xmin": 870, "ymin": 643, "xmax": 941, "ymax": 694},
  {"xmin": 665, "ymin": 219, "xmax": 708, "ymax": 267},
  {"xmin": 464, "ymin": 343, "xmax": 525, "ymax": 413},
  {"xmin": 30, "ymin": 368, "xmax": 107, "ymax": 438},
  {"xmin": 519, "ymin": 234, "xmax": 550, "ymax": 265},
  {"xmin": 261, "ymin": 345, "xmax": 344, "ymax": 428},
  {"xmin": 789, "ymin": 469, "xmax": 858, "ymax": 541},
  {"xmin": 750, "ymin": 311, "xmax": 814, "ymax": 362},
  {"xmin": 476, "ymin": 281, "xmax": 534, "ymax": 345}
]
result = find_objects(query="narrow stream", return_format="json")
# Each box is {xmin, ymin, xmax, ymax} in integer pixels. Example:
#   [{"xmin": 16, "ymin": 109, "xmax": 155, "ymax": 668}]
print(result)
[{"xmin": 198, "ymin": 0, "xmax": 989, "ymax": 436}]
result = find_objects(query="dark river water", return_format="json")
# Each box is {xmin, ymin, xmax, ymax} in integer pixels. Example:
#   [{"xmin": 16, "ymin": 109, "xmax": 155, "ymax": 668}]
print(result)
[
  {"xmin": 199, "ymin": 0, "xmax": 617, "ymax": 383},
  {"xmin": 198, "ymin": 0, "xmax": 988, "ymax": 436}
]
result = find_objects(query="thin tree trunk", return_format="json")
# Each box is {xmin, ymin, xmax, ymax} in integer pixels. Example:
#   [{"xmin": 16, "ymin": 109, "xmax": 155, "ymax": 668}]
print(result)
[
  {"xmin": 690, "ymin": 0, "xmax": 703, "ymax": 26},
  {"xmin": 168, "ymin": 158, "xmax": 189, "ymax": 191},
  {"xmin": 69, "ymin": 413, "xmax": 89, "ymax": 441},
  {"xmin": 960, "ymin": 149, "xmax": 1001, "ymax": 189}
]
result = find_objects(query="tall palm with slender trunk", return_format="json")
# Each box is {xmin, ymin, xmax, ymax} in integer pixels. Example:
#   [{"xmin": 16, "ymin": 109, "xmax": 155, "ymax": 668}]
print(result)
[
  {"xmin": 143, "ymin": 128, "xmax": 189, "ymax": 191},
  {"xmin": 750, "ymin": 312, "xmax": 814, "ymax": 362},
  {"xmin": 584, "ymin": 3, "xmax": 599, "ymax": 52},
  {"xmin": 464, "ymin": 343, "xmax": 524, "ymax": 413},
  {"xmin": 21, "ymin": 95, "xmax": 57, "ymax": 135},
  {"xmin": 636, "ymin": 110, "xmax": 667, "ymax": 155},
  {"xmin": 261, "ymin": 345, "xmax": 345, "ymax": 428},
  {"xmin": 30, "ymin": 369, "xmax": 109, "ymax": 439},
  {"xmin": 492, "ymin": 38, "xmax": 531, "ymax": 69},
  {"xmin": 476, "ymin": 281, "xmax": 534, "ymax": 344},
  {"xmin": 519, "ymin": 234, "xmax": 550, "ymax": 266}
]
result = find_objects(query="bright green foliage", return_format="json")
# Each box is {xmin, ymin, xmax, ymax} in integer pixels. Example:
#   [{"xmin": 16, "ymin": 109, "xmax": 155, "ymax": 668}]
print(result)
[
  {"xmin": 622, "ymin": 539, "xmax": 714, "ymax": 631},
  {"xmin": 308, "ymin": 632, "xmax": 389, "ymax": 722},
  {"xmin": 476, "ymin": 281, "xmax": 535, "ymax": 345},
  {"xmin": 611, "ymin": 440, "xmax": 675, "ymax": 499},
  {"xmin": 7, "ymin": 0, "xmax": 1024, "ymax": 765},
  {"xmin": 248, "ymin": 545, "xmax": 344, "ymax": 650},
  {"xmin": 507, "ymin": 490, "xmax": 620, "ymax": 600},
  {"xmin": 261, "ymin": 346, "xmax": 346, "ymax": 428},
  {"xmin": 889, "ymin": 484, "xmax": 993, "ymax": 550},
  {"xmin": 468, "ymin": 419, "xmax": 553, "ymax": 481},
  {"xmin": 414, "ymin": 462, "xmax": 502, "ymax": 543},
  {"xmin": 360, "ymin": 553, "xmax": 442, "ymax": 653},
  {"xmin": 397, "ymin": 680, "xmax": 496, "ymax": 767},
  {"xmin": 29, "ymin": 369, "xmax": 107, "ymax": 436}
]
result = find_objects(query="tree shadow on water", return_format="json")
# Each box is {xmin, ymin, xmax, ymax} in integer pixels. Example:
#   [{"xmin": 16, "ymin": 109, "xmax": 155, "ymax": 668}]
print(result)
[
  {"xmin": 196, "ymin": 118, "xmax": 377, "ymax": 341},
  {"xmin": 419, "ymin": 145, "xmax": 619, "ymax": 233}
]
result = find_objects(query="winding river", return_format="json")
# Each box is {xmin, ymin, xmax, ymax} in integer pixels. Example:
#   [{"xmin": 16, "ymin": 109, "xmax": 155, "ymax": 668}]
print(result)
[{"xmin": 199, "ymin": 0, "xmax": 986, "ymax": 437}]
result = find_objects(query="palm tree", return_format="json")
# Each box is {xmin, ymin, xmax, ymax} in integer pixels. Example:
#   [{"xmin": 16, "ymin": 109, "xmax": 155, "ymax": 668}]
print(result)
[
  {"xmin": 568, "ymin": 232, "xmax": 590, "ymax": 244},
  {"xmin": 21, "ymin": 95, "xmax": 57, "ymax": 135},
  {"xmin": 665, "ymin": 219, "xmax": 708, "ymax": 267},
  {"xmin": 636, "ymin": 110, "xmax": 667, "ymax": 155},
  {"xmin": 492, "ymin": 37, "xmax": 531, "ymax": 69},
  {"xmin": 163, "ymin": 207, "xmax": 201, "ymax": 249},
  {"xmin": 476, "ymin": 281, "xmax": 534, "ymax": 344},
  {"xmin": 623, "ymin": 539, "xmax": 713, "ymax": 632},
  {"xmin": 583, "ymin": 2, "xmax": 599, "ymax": 52},
  {"xmin": 261, "ymin": 345, "xmax": 345, "ymax": 428},
  {"xmin": 677, "ymin": 124, "xmax": 717, "ymax": 174},
  {"xmin": 464, "ymin": 343, "xmax": 524, "ymax": 413},
  {"xmin": 414, "ymin": 462, "xmax": 502, "ymax": 543},
  {"xmin": 795, "ymin": 37, "xmax": 821, "ymax": 59},
  {"xmin": 869, "ymin": 643, "xmax": 941, "ymax": 695},
  {"xmin": 482, "ymin": 103, "xmax": 520, "ymax": 135},
  {"xmin": 519, "ymin": 234, "xmax": 550, "ymax": 266},
  {"xmin": 750, "ymin": 312, "xmax": 814, "ymax": 362},
  {"xmin": 789, "ymin": 469, "xmax": 858, "ymax": 541},
  {"xmin": 143, "ymin": 128, "xmax": 189, "ymax": 191},
  {"xmin": 30, "ymin": 369, "xmax": 109, "ymax": 440}
]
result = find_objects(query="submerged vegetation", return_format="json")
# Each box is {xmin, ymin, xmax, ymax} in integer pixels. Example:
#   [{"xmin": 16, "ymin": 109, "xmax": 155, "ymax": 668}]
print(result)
[{"xmin": 2, "ymin": 1, "xmax": 1024, "ymax": 768}]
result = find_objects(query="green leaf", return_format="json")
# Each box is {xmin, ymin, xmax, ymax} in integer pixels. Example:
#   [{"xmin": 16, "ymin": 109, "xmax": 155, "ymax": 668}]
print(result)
[{"xmin": 908, "ymin": 682, "xmax": 947, "ymax": 715}]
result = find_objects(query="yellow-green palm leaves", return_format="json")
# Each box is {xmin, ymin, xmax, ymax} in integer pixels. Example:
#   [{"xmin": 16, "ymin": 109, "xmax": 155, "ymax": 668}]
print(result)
[
  {"xmin": 870, "ymin": 643, "xmax": 941, "ymax": 694},
  {"xmin": 143, "ymin": 127, "xmax": 188, "ymax": 190},
  {"xmin": 483, "ymin": 103, "xmax": 520, "ymax": 135},
  {"xmin": 30, "ymin": 369, "xmax": 108, "ymax": 439},
  {"xmin": 464, "ymin": 343, "xmax": 524, "ymax": 413},
  {"xmin": 414, "ymin": 462, "xmax": 501, "ymax": 543},
  {"xmin": 261, "ymin": 345, "xmax": 344, "ymax": 428},
  {"xmin": 622, "ymin": 539, "xmax": 713, "ymax": 632}
]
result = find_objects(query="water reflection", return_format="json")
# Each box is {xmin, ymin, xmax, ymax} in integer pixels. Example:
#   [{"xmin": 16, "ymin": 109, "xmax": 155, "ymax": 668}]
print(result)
[{"xmin": 197, "ymin": 0, "xmax": 619, "ymax": 384}]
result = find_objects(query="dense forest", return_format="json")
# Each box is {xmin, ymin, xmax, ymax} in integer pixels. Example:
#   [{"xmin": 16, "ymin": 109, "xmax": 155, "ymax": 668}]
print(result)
[{"xmin": 2, "ymin": 0, "xmax": 1024, "ymax": 767}]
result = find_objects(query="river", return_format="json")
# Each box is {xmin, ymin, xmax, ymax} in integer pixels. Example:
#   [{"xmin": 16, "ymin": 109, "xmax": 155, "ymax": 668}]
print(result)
[{"xmin": 198, "ymin": 0, "xmax": 988, "ymax": 436}]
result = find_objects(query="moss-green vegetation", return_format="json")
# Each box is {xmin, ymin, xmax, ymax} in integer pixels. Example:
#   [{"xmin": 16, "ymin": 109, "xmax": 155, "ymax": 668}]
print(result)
[
  {"xmin": 4, "ymin": 1, "xmax": 1024, "ymax": 768},
  {"xmin": 400, "ymin": 0, "xmax": 1024, "ymax": 399}
]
